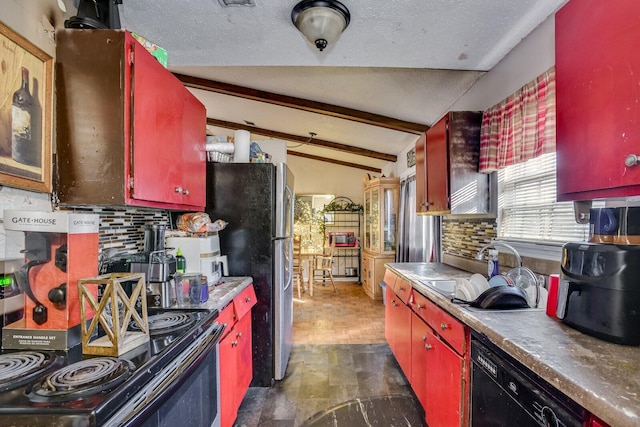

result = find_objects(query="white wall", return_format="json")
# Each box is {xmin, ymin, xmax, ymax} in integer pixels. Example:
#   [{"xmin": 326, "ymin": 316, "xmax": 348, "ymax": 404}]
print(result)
[
  {"xmin": 286, "ymin": 155, "xmax": 366, "ymax": 204},
  {"xmin": 251, "ymin": 139, "xmax": 287, "ymax": 164}
]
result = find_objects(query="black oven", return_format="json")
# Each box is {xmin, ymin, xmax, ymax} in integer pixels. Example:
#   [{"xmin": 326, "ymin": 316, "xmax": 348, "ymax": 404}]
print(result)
[
  {"xmin": 113, "ymin": 320, "xmax": 224, "ymax": 426},
  {"xmin": 0, "ymin": 309, "xmax": 225, "ymax": 427},
  {"xmin": 470, "ymin": 332, "xmax": 585, "ymax": 426}
]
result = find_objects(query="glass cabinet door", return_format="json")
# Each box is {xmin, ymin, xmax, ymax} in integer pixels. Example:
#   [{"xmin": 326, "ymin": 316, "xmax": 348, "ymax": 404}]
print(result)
[
  {"xmin": 371, "ymin": 187, "xmax": 380, "ymax": 253},
  {"xmin": 364, "ymin": 190, "xmax": 372, "ymax": 250},
  {"xmin": 383, "ymin": 186, "xmax": 398, "ymax": 252}
]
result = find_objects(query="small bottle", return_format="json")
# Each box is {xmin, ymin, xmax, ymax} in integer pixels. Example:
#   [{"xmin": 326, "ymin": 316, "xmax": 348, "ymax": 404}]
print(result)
[
  {"xmin": 487, "ymin": 249, "xmax": 499, "ymax": 279},
  {"xmin": 176, "ymin": 248, "xmax": 186, "ymax": 273}
]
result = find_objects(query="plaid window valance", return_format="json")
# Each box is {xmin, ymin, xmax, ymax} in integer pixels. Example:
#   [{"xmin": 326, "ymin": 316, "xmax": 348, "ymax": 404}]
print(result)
[{"xmin": 479, "ymin": 67, "xmax": 556, "ymax": 173}]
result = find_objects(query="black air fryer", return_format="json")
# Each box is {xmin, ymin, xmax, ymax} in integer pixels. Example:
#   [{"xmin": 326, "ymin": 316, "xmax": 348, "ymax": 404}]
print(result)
[{"xmin": 558, "ymin": 242, "xmax": 640, "ymax": 345}]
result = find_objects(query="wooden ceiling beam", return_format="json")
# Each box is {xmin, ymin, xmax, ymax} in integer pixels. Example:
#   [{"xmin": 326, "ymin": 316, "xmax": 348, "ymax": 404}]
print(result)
[
  {"xmin": 177, "ymin": 73, "xmax": 428, "ymax": 135},
  {"xmin": 287, "ymin": 151, "xmax": 382, "ymax": 174},
  {"xmin": 207, "ymin": 118, "xmax": 397, "ymax": 162}
]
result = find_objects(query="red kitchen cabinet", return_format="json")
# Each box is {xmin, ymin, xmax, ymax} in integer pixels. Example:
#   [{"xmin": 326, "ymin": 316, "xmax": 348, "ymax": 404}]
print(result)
[
  {"xmin": 411, "ymin": 311, "xmax": 465, "ymax": 427},
  {"xmin": 384, "ymin": 285, "xmax": 412, "ymax": 378},
  {"xmin": 415, "ymin": 132, "xmax": 428, "ymax": 214},
  {"xmin": 219, "ymin": 284, "xmax": 257, "ymax": 427},
  {"xmin": 55, "ymin": 30, "xmax": 206, "ymax": 211},
  {"xmin": 410, "ymin": 311, "xmax": 430, "ymax": 410},
  {"xmin": 556, "ymin": 0, "xmax": 640, "ymax": 201},
  {"xmin": 416, "ymin": 112, "xmax": 488, "ymax": 215},
  {"xmin": 412, "ymin": 290, "xmax": 467, "ymax": 427},
  {"xmin": 385, "ymin": 269, "xmax": 469, "ymax": 427}
]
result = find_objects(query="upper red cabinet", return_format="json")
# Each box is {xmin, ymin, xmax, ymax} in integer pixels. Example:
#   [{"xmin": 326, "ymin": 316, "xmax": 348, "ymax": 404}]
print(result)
[
  {"xmin": 416, "ymin": 111, "xmax": 489, "ymax": 215},
  {"xmin": 55, "ymin": 30, "xmax": 206, "ymax": 211},
  {"xmin": 556, "ymin": 0, "xmax": 640, "ymax": 201}
]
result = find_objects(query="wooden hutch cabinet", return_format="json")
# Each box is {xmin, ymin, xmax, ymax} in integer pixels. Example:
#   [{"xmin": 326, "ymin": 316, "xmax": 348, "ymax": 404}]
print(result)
[{"xmin": 362, "ymin": 177, "xmax": 400, "ymax": 300}]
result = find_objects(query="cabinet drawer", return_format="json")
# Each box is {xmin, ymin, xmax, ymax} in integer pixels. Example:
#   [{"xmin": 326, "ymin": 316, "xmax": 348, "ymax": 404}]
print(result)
[
  {"xmin": 412, "ymin": 291, "xmax": 431, "ymax": 324},
  {"xmin": 218, "ymin": 302, "xmax": 236, "ymax": 333},
  {"xmin": 394, "ymin": 277, "xmax": 412, "ymax": 305},
  {"xmin": 383, "ymin": 269, "xmax": 397, "ymax": 289},
  {"xmin": 234, "ymin": 284, "xmax": 257, "ymax": 320},
  {"xmin": 414, "ymin": 292, "xmax": 466, "ymax": 355}
]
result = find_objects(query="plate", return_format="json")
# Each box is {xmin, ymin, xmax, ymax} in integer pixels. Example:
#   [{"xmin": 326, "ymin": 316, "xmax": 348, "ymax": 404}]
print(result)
[
  {"xmin": 488, "ymin": 275, "xmax": 513, "ymax": 287},
  {"xmin": 455, "ymin": 278, "xmax": 476, "ymax": 301},
  {"xmin": 469, "ymin": 273, "xmax": 490, "ymax": 293},
  {"xmin": 525, "ymin": 286, "xmax": 548, "ymax": 308}
]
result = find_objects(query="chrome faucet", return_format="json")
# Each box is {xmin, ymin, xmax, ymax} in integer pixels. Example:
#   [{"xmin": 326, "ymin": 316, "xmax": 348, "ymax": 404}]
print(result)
[{"xmin": 476, "ymin": 242, "xmax": 523, "ymax": 267}]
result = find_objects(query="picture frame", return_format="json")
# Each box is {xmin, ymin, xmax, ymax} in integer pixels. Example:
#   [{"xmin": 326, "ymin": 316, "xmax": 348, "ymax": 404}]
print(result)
[
  {"xmin": 0, "ymin": 21, "xmax": 53, "ymax": 193},
  {"xmin": 407, "ymin": 147, "xmax": 416, "ymax": 168}
]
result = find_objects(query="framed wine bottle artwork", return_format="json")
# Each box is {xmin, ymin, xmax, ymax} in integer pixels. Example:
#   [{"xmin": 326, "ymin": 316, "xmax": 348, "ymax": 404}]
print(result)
[{"xmin": 0, "ymin": 21, "xmax": 53, "ymax": 193}]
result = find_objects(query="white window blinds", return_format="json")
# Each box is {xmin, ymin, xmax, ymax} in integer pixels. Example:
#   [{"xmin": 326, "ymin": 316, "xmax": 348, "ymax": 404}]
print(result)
[{"xmin": 497, "ymin": 152, "xmax": 589, "ymax": 243}]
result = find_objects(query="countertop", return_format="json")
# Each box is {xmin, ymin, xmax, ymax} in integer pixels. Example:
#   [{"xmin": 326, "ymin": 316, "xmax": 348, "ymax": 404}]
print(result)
[
  {"xmin": 175, "ymin": 276, "xmax": 253, "ymax": 312},
  {"xmin": 386, "ymin": 262, "xmax": 640, "ymax": 427}
]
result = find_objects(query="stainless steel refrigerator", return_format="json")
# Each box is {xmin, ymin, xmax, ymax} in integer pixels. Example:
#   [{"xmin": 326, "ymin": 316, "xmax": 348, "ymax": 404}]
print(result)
[{"xmin": 205, "ymin": 162, "xmax": 294, "ymax": 387}]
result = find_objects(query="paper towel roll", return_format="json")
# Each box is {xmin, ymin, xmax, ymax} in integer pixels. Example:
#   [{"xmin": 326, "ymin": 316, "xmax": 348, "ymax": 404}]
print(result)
[
  {"xmin": 205, "ymin": 142, "xmax": 235, "ymax": 154},
  {"xmin": 234, "ymin": 130, "xmax": 250, "ymax": 163}
]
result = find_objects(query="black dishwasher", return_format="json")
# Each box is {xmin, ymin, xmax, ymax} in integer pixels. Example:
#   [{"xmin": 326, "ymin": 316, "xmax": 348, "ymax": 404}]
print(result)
[{"xmin": 470, "ymin": 332, "xmax": 585, "ymax": 426}]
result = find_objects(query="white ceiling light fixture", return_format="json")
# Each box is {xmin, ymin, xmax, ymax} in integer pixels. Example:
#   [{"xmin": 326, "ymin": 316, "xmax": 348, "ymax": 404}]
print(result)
[{"xmin": 291, "ymin": 0, "xmax": 350, "ymax": 52}]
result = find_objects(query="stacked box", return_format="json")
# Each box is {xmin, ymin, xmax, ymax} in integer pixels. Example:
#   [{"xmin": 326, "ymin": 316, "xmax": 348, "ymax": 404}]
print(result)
[{"xmin": 2, "ymin": 210, "xmax": 99, "ymax": 350}]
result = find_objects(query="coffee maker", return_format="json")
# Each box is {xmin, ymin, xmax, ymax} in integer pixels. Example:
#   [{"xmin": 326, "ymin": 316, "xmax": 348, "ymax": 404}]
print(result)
[
  {"xmin": 129, "ymin": 224, "xmax": 177, "ymax": 308},
  {"xmin": 558, "ymin": 242, "xmax": 640, "ymax": 345}
]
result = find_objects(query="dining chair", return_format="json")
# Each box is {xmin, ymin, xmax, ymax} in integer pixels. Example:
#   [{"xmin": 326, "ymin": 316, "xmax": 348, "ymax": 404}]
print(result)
[{"xmin": 312, "ymin": 238, "xmax": 337, "ymax": 295}]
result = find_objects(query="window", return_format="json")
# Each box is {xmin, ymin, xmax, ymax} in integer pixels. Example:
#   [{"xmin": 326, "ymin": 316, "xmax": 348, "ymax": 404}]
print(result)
[{"xmin": 497, "ymin": 152, "xmax": 589, "ymax": 244}]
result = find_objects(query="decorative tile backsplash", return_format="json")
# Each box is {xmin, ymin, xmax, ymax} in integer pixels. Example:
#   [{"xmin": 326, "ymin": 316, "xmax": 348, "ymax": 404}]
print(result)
[
  {"xmin": 442, "ymin": 217, "xmax": 497, "ymax": 260},
  {"xmin": 68, "ymin": 207, "xmax": 171, "ymax": 255}
]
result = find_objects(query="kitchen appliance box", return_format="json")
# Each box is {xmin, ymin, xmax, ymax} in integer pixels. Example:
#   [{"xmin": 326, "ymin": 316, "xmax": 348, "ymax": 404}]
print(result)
[{"xmin": 2, "ymin": 210, "xmax": 100, "ymax": 350}]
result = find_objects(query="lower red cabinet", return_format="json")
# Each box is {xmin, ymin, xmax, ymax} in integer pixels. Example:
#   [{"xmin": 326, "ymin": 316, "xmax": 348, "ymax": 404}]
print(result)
[
  {"xmin": 385, "ymin": 285, "xmax": 413, "ymax": 377},
  {"xmin": 411, "ymin": 311, "xmax": 464, "ymax": 427},
  {"xmin": 385, "ymin": 269, "xmax": 469, "ymax": 427},
  {"xmin": 411, "ymin": 311, "xmax": 430, "ymax": 409},
  {"xmin": 220, "ymin": 284, "xmax": 256, "ymax": 427}
]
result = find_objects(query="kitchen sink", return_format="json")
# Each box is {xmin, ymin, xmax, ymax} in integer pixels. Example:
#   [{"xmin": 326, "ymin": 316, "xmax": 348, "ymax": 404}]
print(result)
[{"xmin": 417, "ymin": 279, "xmax": 456, "ymax": 297}]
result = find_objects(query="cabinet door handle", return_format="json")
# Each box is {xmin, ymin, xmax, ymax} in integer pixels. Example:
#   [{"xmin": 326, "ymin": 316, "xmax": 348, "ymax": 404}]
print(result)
[
  {"xmin": 420, "ymin": 201, "xmax": 431, "ymax": 207},
  {"xmin": 626, "ymin": 154, "xmax": 640, "ymax": 167},
  {"xmin": 245, "ymin": 297, "xmax": 252, "ymax": 303},
  {"xmin": 174, "ymin": 186, "xmax": 183, "ymax": 193},
  {"xmin": 182, "ymin": 188, "xmax": 190, "ymax": 195},
  {"xmin": 236, "ymin": 332, "xmax": 243, "ymax": 338},
  {"xmin": 440, "ymin": 323, "xmax": 449, "ymax": 331},
  {"xmin": 232, "ymin": 340, "xmax": 239, "ymax": 347},
  {"xmin": 417, "ymin": 304, "xmax": 424, "ymax": 310},
  {"xmin": 425, "ymin": 343, "xmax": 433, "ymax": 350},
  {"xmin": 422, "ymin": 336, "xmax": 427, "ymax": 342}
]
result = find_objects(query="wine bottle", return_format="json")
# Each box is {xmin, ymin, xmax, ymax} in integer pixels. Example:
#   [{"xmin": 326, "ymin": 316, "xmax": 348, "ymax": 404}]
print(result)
[{"xmin": 11, "ymin": 67, "xmax": 38, "ymax": 166}]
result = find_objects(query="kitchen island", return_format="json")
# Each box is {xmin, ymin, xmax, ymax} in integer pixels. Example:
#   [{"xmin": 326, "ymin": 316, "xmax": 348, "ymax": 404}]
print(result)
[{"xmin": 385, "ymin": 262, "xmax": 640, "ymax": 427}]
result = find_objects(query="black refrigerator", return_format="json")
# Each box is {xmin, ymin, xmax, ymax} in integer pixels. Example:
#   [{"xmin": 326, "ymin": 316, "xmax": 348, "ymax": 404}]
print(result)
[{"xmin": 206, "ymin": 162, "xmax": 294, "ymax": 387}]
